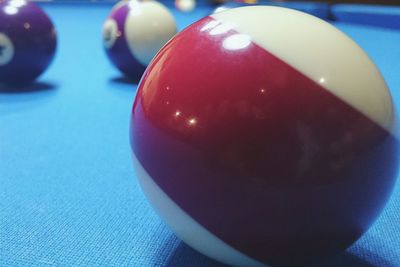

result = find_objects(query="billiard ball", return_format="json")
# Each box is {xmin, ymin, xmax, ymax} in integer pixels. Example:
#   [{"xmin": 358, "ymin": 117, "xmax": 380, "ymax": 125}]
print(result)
[
  {"xmin": 0, "ymin": 0, "xmax": 57, "ymax": 85},
  {"xmin": 175, "ymin": 0, "xmax": 196, "ymax": 13},
  {"xmin": 103, "ymin": 0, "xmax": 177, "ymax": 81},
  {"xmin": 130, "ymin": 6, "xmax": 399, "ymax": 266},
  {"xmin": 209, "ymin": 0, "xmax": 227, "ymax": 5}
]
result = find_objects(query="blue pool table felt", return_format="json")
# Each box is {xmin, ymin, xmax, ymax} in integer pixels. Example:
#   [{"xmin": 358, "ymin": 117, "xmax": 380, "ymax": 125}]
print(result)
[
  {"xmin": 332, "ymin": 4, "xmax": 400, "ymax": 30},
  {"xmin": 1, "ymin": 3, "xmax": 400, "ymax": 267}
]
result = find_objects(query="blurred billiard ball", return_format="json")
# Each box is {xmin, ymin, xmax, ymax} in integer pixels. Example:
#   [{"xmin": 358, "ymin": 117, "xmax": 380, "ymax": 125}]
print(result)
[
  {"xmin": 0, "ymin": 0, "xmax": 57, "ymax": 85},
  {"xmin": 175, "ymin": 0, "xmax": 196, "ymax": 13},
  {"xmin": 130, "ymin": 6, "xmax": 399, "ymax": 267},
  {"xmin": 103, "ymin": 0, "xmax": 177, "ymax": 81},
  {"xmin": 209, "ymin": 0, "xmax": 228, "ymax": 5}
]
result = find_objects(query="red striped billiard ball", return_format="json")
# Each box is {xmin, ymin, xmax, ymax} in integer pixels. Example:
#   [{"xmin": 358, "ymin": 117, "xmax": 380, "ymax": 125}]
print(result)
[
  {"xmin": 103, "ymin": 0, "xmax": 177, "ymax": 81},
  {"xmin": 0, "ymin": 0, "xmax": 57, "ymax": 85},
  {"xmin": 130, "ymin": 6, "xmax": 399, "ymax": 266}
]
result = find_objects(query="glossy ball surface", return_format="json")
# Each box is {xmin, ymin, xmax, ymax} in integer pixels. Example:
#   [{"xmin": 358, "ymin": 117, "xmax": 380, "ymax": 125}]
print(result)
[
  {"xmin": 213, "ymin": 2, "xmax": 250, "ymax": 14},
  {"xmin": 0, "ymin": 0, "xmax": 57, "ymax": 85},
  {"xmin": 103, "ymin": 0, "xmax": 177, "ymax": 81},
  {"xmin": 130, "ymin": 6, "xmax": 399, "ymax": 266}
]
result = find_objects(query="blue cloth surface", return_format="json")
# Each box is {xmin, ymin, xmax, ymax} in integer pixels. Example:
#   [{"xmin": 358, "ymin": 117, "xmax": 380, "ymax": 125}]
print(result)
[
  {"xmin": 262, "ymin": 1, "xmax": 330, "ymax": 19},
  {"xmin": 165, "ymin": 0, "xmax": 330, "ymax": 19},
  {"xmin": 332, "ymin": 4, "xmax": 400, "ymax": 30},
  {"xmin": 0, "ymin": 3, "xmax": 400, "ymax": 267}
]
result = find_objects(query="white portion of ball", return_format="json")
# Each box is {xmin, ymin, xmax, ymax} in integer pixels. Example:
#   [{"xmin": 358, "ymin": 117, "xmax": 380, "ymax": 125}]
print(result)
[
  {"xmin": 131, "ymin": 153, "xmax": 266, "ymax": 267},
  {"xmin": 103, "ymin": 19, "xmax": 119, "ymax": 49},
  {"xmin": 125, "ymin": 1, "xmax": 177, "ymax": 66},
  {"xmin": 213, "ymin": 5, "xmax": 231, "ymax": 14},
  {"xmin": 0, "ymin": 33, "xmax": 14, "ymax": 66},
  {"xmin": 175, "ymin": 0, "xmax": 196, "ymax": 12},
  {"xmin": 212, "ymin": 6, "xmax": 395, "ymax": 134}
]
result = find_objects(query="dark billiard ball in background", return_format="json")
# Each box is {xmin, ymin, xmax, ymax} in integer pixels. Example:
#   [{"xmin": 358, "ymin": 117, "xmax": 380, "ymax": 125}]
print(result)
[
  {"xmin": 103, "ymin": 0, "xmax": 177, "ymax": 81},
  {"xmin": 209, "ymin": 0, "xmax": 228, "ymax": 5},
  {"xmin": 0, "ymin": 0, "xmax": 57, "ymax": 85},
  {"xmin": 130, "ymin": 6, "xmax": 399, "ymax": 266}
]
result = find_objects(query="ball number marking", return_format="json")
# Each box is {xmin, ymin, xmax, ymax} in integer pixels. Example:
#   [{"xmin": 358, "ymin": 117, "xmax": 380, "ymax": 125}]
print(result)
[
  {"xmin": 0, "ymin": 33, "xmax": 14, "ymax": 66},
  {"xmin": 103, "ymin": 19, "xmax": 118, "ymax": 49}
]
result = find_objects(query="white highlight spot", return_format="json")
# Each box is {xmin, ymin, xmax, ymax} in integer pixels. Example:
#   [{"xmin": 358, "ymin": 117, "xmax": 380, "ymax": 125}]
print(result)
[
  {"xmin": 128, "ymin": 0, "xmax": 143, "ymax": 16},
  {"xmin": 9, "ymin": 0, "xmax": 27, "ymax": 8},
  {"xmin": 187, "ymin": 117, "xmax": 197, "ymax": 126},
  {"xmin": 223, "ymin": 34, "xmax": 251, "ymax": 50},
  {"xmin": 3, "ymin": 0, "xmax": 26, "ymax": 14},
  {"xmin": 4, "ymin": 6, "xmax": 17, "ymax": 15},
  {"xmin": 214, "ymin": 6, "xmax": 231, "ymax": 14}
]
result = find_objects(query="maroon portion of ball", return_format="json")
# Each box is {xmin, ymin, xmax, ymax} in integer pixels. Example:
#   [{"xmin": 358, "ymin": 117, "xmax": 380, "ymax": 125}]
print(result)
[
  {"xmin": 0, "ymin": 0, "xmax": 57, "ymax": 84},
  {"xmin": 105, "ymin": 3, "xmax": 146, "ymax": 81},
  {"xmin": 130, "ymin": 17, "xmax": 399, "ymax": 264}
]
